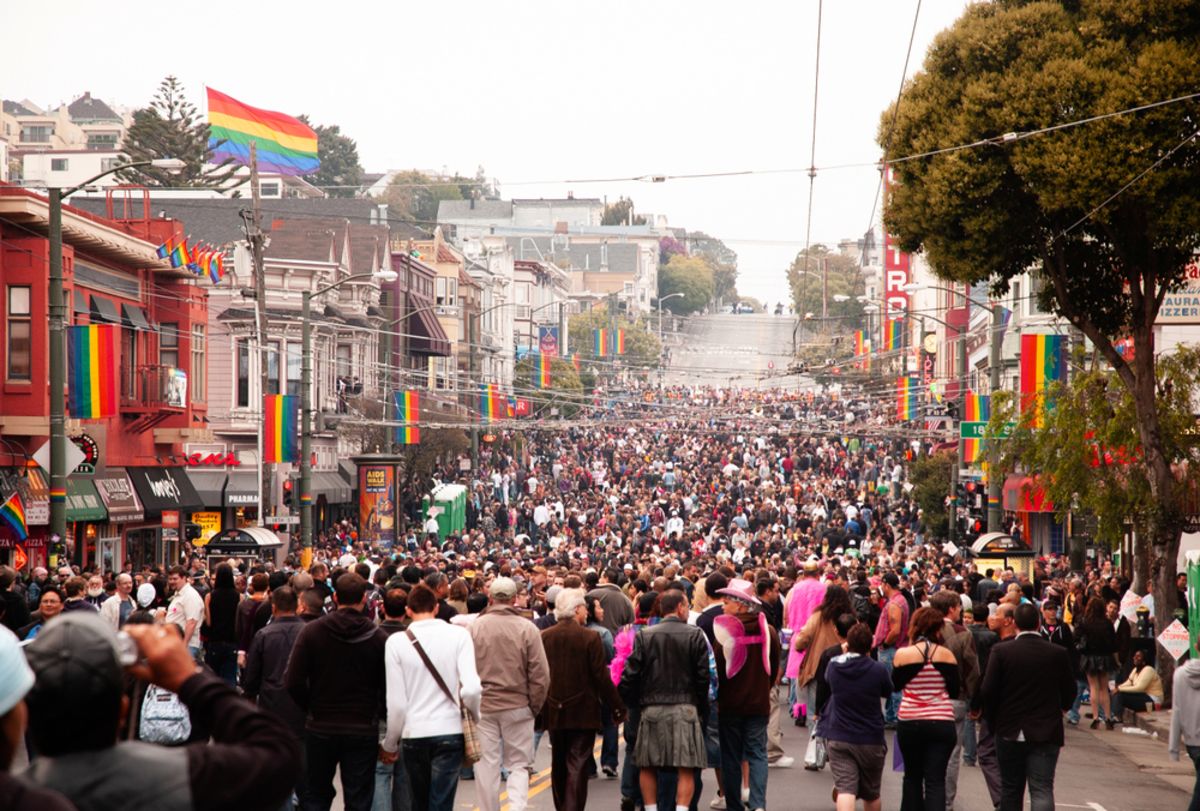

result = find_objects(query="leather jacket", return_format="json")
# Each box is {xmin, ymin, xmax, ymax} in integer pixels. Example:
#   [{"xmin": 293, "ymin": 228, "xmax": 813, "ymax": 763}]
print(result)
[{"xmin": 619, "ymin": 616, "xmax": 711, "ymax": 715}]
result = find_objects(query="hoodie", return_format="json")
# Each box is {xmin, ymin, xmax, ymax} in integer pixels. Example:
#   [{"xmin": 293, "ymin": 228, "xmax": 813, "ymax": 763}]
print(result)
[
  {"xmin": 285, "ymin": 607, "xmax": 387, "ymax": 736},
  {"xmin": 824, "ymin": 652, "xmax": 892, "ymax": 746},
  {"xmin": 1169, "ymin": 659, "xmax": 1200, "ymax": 760}
]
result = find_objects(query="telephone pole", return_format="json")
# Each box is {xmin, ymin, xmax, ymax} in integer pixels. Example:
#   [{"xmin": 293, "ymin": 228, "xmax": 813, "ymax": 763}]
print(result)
[{"xmin": 247, "ymin": 143, "xmax": 271, "ymax": 529}]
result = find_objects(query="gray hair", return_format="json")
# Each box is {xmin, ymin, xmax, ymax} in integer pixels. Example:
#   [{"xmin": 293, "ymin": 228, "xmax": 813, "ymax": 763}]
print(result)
[{"xmin": 554, "ymin": 588, "xmax": 586, "ymax": 622}]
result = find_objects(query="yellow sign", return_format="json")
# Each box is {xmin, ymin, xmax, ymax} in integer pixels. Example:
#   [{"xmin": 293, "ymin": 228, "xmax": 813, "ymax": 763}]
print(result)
[{"xmin": 191, "ymin": 511, "xmax": 222, "ymax": 547}]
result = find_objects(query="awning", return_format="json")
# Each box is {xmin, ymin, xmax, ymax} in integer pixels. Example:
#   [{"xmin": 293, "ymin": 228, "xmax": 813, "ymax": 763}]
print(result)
[
  {"xmin": 311, "ymin": 471, "xmax": 352, "ymax": 503},
  {"xmin": 126, "ymin": 467, "xmax": 202, "ymax": 518},
  {"xmin": 65, "ymin": 478, "xmax": 107, "ymax": 522},
  {"xmin": 408, "ymin": 295, "xmax": 451, "ymax": 356},
  {"xmin": 339, "ymin": 459, "xmax": 357, "ymax": 486},
  {"xmin": 1002, "ymin": 474, "xmax": 1055, "ymax": 513},
  {"xmin": 224, "ymin": 471, "xmax": 259, "ymax": 507},
  {"xmin": 207, "ymin": 527, "xmax": 282, "ymax": 554},
  {"xmin": 183, "ymin": 469, "xmax": 226, "ymax": 509},
  {"xmin": 122, "ymin": 303, "xmax": 156, "ymax": 332},
  {"xmin": 94, "ymin": 471, "xmax": 144, "ymax": 523},
  {"xmin": 73, "ymin": 290, "xmax": 88, "ymax": 317},
  {"xmin": 89, "ymin": 296, "xmax": 121, "ymax": 324}
]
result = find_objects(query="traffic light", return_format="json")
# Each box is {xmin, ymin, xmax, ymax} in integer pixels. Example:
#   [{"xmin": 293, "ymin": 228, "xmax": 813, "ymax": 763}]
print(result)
[{"xmin": 282, "ymin": 478, "xmax": 295, "ymax": 510}]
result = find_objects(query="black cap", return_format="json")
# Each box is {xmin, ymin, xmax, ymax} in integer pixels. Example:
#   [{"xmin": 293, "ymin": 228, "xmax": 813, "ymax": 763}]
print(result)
[{"xmin": 882, "ymin": 572, "xmax": 901, "ymax": 589}]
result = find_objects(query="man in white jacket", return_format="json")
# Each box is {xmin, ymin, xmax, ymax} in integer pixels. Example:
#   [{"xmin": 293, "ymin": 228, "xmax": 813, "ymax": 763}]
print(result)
[
  {"xmin": 381, "ymin": 583, "xmax": 482, "ymax": 811},
  {"xmin": 99, "ymin": 573, "xmax": 136, "ymax": 630},
  {"xmin": 1168, "ymin": 640, "xmax": 1200, "ymax": 811}
]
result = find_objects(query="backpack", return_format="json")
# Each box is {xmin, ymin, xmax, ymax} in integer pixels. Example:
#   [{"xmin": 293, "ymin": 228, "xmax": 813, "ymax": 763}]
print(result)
[{"xmin": 139, "ymin": 684, "xmax": 192, "ymax": 744}]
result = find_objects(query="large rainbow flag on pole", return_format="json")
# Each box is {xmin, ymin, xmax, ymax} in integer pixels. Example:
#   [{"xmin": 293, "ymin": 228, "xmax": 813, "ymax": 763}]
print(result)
[
  {"xmin": 206, "ymin": 88, "xmax": 320, "ymax": 176},
  {"xmin": 884, "ymin": 319, "xmax": 902, "ymax": 352},
  {"xmin": 963, "ymin": 391, "xmax": 991, "ymax": 464},
  {"xmin": 615, "ymin": 330, "xmax": 626, "ymax": 355},
  {"xmin": 535, "ymin": 354, "xmax": 551, "ymax": 389},
  {"xmin": 594, "ymin": 329, "xmax": 609, "ymax": 357},
  {"xmin": 263, "ymin": 394, "xmax": 298, "ymax": 462},
  {"xmin": 0, "ymin": 491, "xmax": 27, "ymax": 541},
  {"xmin": 897, "ymin": 376, "xmax": 918, "ymax": 421},
  {"xmin": 394, "ymin": 390, "xmax": 419, "ymax": 445},
  {"xmin": 480, "ymin": 383, "xmax": 503, "ymax": 422},
  {"xmin": 67, "ymin": 325, "xmax": 119, "ymax": 419},
  {"xmin": 1019, "ymin": 333, "xmax": 1066, "ymax": 428}
]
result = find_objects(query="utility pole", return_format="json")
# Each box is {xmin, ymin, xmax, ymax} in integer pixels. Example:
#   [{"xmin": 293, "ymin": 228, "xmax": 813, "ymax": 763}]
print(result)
[
  {"xmin": 48, "ymin": 189, "xmax": 66, "ymax": 547},
  {"xmin": 469, "ymin": 311, "xmax": 479, "ymax": 471},
  {"xmin": 986, "ymin": 302, "xmax": 1004, "ymax": 532},
  {"xmin": 821, "ymin": 257, "xmax": 828, "ymax": 323},
  {"xmin": 248, "ymin": 143, "xmax": 271, "ymax": 530}
]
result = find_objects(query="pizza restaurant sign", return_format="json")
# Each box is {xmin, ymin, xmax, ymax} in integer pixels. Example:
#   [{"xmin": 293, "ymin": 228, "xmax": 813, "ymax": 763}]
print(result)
[{"xmin": 183, "ymin": 452, "xmax": 240, "ymax": 468}]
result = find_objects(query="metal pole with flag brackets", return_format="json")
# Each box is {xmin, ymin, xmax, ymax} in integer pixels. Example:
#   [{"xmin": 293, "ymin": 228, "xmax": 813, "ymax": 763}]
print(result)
[{"xmin": 300, "ymin": 268, "xmax": 397, "ymax": 567}]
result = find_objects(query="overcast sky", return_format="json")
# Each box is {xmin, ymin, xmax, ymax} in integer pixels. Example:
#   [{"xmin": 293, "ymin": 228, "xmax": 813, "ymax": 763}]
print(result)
[{"xmin": 9, "ymin": 0, "xmax": 973, "ymax": 305}]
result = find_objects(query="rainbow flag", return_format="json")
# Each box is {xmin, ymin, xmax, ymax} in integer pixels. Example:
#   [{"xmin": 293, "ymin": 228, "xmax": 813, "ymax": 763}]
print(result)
[
  {"xmin": 571, "ymin": 352, "xmax": 580, "ymax": 372},
  {"xmin": 394, "ymin": 390, "xmax": 419, "ymax": 445},
  {"xmin": 854, "ymin": 330, "xmax": 865, "ymax": 356},
  {"xmin": 67, "ymin": 325, "xmax": 119, "ymax": 419},
  {"xmin": 885, "ymin": 319, "xmax": 902, "ymax": 352},
  {"xmin": 207, "ymin": 88, "xmax": 320, "ymax": 176},
  {"xmin": 1020, "ymin": 334, "xmax": 1066, "ymax": 428},
  {"xmin": 0, "ymin": 491, "xmax": 27, "ymax": 541},
  {"xmin": 615, "ymin": 330, "xmax": 626, "ymax": 355},
  {"xmin": 263, "ymin": 394, "xmax": 298, "ymax": 462},
  {"xmin": 535, "ymin": 354, "xmax": 551, "ymax": 389},
  {"xmin": 156, "ymin": 240, "xmax": 172, "ymax": 260},
  {"xmin": 208, "ymin": 253, "xmax": 225, "ymax": 285},
  {"xmin": 594, "ymin": 329, "xmax": 609, "ymax": 357},
  {"xmin": 480, "ymin": 383, "xmax": 503, "ymax": 422},
  {"xmin": 171, "ymin": 240, "xmax": 190, "ymax": 269},
  {"xmin": 897, "ymin": 376, "xmax": 918, "ymax": 421},
  {"xmin": 963, "ymin": 391, "xmax": 991, "ymax": 464}
]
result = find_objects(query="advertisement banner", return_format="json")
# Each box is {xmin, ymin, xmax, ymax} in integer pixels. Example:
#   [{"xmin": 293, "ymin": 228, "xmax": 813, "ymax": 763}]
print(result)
[
  {"xmin": 538, "ymin": 326, "xmax": 560, "ymax": 357},
  {"xmin": 882, "ymin": 164, "xmax": 911, "ymax": 319},
  {"xmin": 358, "ymin": 465, "xmax": 396, "ymax": 548},
  {"xmin": 191, "ymin": 511, "xmax": 221, "ymax": 545},
  {"xmin": 1158, "ymin": 260, "xmax": 1200, "ymax": 324}
]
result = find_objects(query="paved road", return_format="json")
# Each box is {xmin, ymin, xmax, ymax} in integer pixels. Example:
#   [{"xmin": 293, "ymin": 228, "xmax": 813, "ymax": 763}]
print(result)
[
  {"xmin": 385, "ymin": 712, "xmax": 1190, "ymax": 811},
  {"xmin": 663, "ymin": 313, "xmax": 801, "ymax": 390}
]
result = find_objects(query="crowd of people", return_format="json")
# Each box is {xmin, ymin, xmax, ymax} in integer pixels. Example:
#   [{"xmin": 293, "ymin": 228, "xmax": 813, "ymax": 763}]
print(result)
[{"xmin": 0, "ymin": 385, "xmax": 1195, "ymax": 811}]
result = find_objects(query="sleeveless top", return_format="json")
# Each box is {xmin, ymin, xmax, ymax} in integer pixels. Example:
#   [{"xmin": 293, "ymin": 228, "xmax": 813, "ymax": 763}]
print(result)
[{"xmin": 897, "ymin": 642, "xmax": 954, "ymax": 722}]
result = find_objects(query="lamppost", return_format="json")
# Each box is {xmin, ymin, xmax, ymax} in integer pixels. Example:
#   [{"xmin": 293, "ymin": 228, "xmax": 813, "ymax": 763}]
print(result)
[
  {"xmin": 656, "ymin": 293, "xmax": 684, "ymax": 343},
  {"xmin": 48, "ymin": 158, "xmax": 185, "ymax": 542},
  {"xmin": 300, "ymin": 269, "xmax": 397, "ymax": 565},
  {"xmin": 904, "ymin": 282, "xmax": 1008, "ymax": 532}
]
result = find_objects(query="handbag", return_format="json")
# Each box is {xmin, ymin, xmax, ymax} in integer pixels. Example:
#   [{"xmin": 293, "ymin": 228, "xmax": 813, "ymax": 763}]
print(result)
[{"xmin": 405, "ymin": 629, "xmax": 481, "ymax": 765}]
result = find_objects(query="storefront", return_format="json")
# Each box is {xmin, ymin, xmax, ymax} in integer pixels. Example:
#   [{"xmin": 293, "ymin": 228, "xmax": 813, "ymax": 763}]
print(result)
[
  {"xmin": 223, "ymin": 471, "xmax": 260, "ymax": 527},
  {"xmin": 126, "ymin": 467, "xmax": 203, "ymax": 568},
  {"xmin": 0, "ymin": 466, "xmax": 49, "ymax": 569},
  {"xmin": 311, "ymin": 469, "xmax": 354, "ymax": 532},
  {"xmin": 93, "ymin": 471, "xmax": 144, "ymax": 571},
  {"xmin": 66, "ymin": 478, "xmax": 108, "ymax": 571},
  {"xmin": 1002, "ymin": 474, "xmax": 1064, "ymax": 556}
]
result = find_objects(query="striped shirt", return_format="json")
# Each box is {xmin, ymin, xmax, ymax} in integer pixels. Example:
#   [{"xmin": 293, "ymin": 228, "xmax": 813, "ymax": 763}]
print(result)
[{"xmin": 897, "ymin": 650, "xmax": 955, "ymax": 722}]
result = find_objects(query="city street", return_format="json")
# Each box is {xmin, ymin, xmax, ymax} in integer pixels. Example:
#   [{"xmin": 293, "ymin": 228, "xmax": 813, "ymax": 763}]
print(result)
[{"xmin": 666, "ymin": 312, "xmax": 803, "ymax": 390}]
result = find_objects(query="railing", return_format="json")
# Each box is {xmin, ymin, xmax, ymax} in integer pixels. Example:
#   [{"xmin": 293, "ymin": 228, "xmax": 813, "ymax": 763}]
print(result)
[{"xmin": 120, "ymin": 364, "xmax": 188, "ymax": 411}]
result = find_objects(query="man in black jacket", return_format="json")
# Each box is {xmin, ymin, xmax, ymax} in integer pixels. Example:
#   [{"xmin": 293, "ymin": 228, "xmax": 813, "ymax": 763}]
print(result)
[
  {"xmin": 977, "ymin": 602, "xmax": 1076, "ymax": 811},
  {"xmin": 286, "ymin": 572, "xmax": 387, "ymax": 811}
]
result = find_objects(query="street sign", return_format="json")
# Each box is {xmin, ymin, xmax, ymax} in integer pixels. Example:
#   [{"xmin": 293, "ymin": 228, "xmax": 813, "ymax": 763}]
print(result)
[
  {"xmin": 960, "ymin": 421, "xmax": 1014, "ymax": 440},
  {"xmin": 266, "ymin": 515, "xmax": 299, "ymax": 525},
  {"xmin": 1158, "ymin": 619, "xmax": 1192, "ymax": 661}
]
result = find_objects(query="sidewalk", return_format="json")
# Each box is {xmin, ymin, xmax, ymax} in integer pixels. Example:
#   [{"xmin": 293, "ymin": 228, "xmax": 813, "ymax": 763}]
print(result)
[{"xmin": 1094, "ymin": 707, "xmax": 1196, "ymax": 798}]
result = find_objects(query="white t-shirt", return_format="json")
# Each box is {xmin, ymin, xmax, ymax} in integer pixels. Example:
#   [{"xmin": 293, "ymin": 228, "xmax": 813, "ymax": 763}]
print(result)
[{"xmin": 165, "ymin": 584, "xmax": 204, "ymax": 649}]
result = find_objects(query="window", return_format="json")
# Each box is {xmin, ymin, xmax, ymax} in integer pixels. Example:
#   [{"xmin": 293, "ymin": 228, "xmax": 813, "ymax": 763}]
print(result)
[
  {"xmin": 6, "ymin": 286, "xmax": 31, "ymax": 381},
  {"xmin": 20, "ymin": 126, "xmax": 50, "ymax": 143},
  {"xmin": 259, "ymin": 182, "xmax": 280, "ymax": 197},
  {"xmin": 160, "ymin": 322, "xmax": 179, "ymax": 369},
  {"xmin": 1011, "ymin": 280, "xmax": 1022, "ymax": 319},
  {"xmin": 435, "ymin": 277, "xmax": 458, "ymax": 307},
  {"xmin": 237, "ymin": 340, "xmax": 251, "ymax": 408},
  {"xmin": 51, "ymin": 158, "xmax": 68, "ymax": 172},
  {"xmin": 286, "ymin": 343, "xmax": 302, "ymax": 397},
  {"xmin": 267, "ymin": 341, "xmax": 281, "ymax": 395},
  {"xmin": 100, "ymin": 157, "xmax": 121, "ymax": 172},
  {"xmin": 191, "ymin": 325, "xmax": 205, "ymax": 403},
  {"xmin": 89, "ymin": 134, "xmax": 118, "ymax": 150},
  {"xmin": 121, "ymin": 327, "xmax": 137, "ymax": 400},
  {"xmin": 434, "ymin": 356, "xmax": 455, "ymax": 391},
  {"xmin": 336, "ymin": 345, "xmax": 351, "ymax": 379}
]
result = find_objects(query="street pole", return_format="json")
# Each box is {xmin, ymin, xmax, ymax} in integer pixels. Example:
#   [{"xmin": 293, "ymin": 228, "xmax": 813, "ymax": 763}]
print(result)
[
  {"xmin": 300, "ymin": 291, "xmax": 314, "ymax": 568},
  {"xmin": 248, "ymin": 143, "xmax": 271, "ymax": 531},
  {"xmin": 950, "ymin": 292, "xmax": 969, "ymax": 545},
  {"xmin": 48, "ymin": 189, "xmax": 66, "ymax": 546},
  {"xmin": 469, "ymin": 313, "xmax": 479, "ymax": 471},
  {"xmin": 987, "ymin": 301, "xmax": 1004, "ymax": 532}
]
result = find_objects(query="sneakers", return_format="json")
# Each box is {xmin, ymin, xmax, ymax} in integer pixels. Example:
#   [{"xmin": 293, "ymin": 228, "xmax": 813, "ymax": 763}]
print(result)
[
  {"xmin": 710, "ymin": 795, "xmax": 727, "ymax": 810},
  {"xmin": 741, "ymin": 787, "xmax": 750, "ymax": 804},
  {"xmin": 769, "ymin": 756, "xmax": 795, "ymax": 769},
  {"xmin": 602, "ymin": 765, "xmax": 617, "ymax": 778}
]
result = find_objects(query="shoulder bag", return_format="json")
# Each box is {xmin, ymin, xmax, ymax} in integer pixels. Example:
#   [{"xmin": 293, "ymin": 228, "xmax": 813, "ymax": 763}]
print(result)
[{"xmin": 405, "ymin": 629, "xmax": 481, "ymax": 765}]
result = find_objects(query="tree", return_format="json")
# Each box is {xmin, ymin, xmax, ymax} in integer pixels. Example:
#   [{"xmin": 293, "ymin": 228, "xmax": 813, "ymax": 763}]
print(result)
[
  {"xmin": 567, "ymin": 306, "xmax": 662, "ymax": 369},
  {"xmin": 394, "ymin": 428, "xmax": 470, "ymax": 531},
  {"xmin": 688, "ymin": 232, "xmax": 739, "ymax": 304},
  {"xmin": 514, "ymin": 356, "xmax": 585, "ymax": 419},
  {"xmin": 786, "ymin": 245, "xmax": 865, "ymax": 328},
  {"xmin": 880, "ymin": 0, "xmax": 1200, "ymax": 675},
  {"xmin": 300, "ymin": 118, "xmax": 362, "ymax": 197},
  {"xmin": 119, "ymin": 76, "xmax": 238, "ymax": 187},
  {"xmin": 602, "ymin": 196, "xmax": 646, "ymax": 226},
  {"xmin": 658, "ymin": 255, "xmax": 715, "ymax": 314},
  {"xmin": 377, "ymin": 169, "xmax": 492, "ymax": 224},
  {"xmin": 911, "ymin": 451, "xmax": 954, "ymax": 540},
  {"xmin": 659, "ymin": 235, "xmax": 687, "ymax": 265}
]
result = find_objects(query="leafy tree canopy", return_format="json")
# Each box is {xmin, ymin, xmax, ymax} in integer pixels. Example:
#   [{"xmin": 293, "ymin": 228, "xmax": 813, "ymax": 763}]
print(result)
[
  {"xmin": 787, "ymin": 244, "xmax": 865, "ymax": 329},
  {"xmin": 567, "ymin": 305, "xmax": 662, "ymax": 370},
  {"xmin": 658, "ymin": 254, "xmax": 715, "ymax": 314},
  {"xmin": 378, "ymin": 168, "xmax": 493, "ymax": 224},
  {"xmin": 298, "ymin": 116, "xmax": 363, "ymax": 197},
  {"xmin": 911, "ymin": 451, "xmax": 954, "ymax": 540},
  {"xmin": 514, "ymin": 355, "xmax": 585, "ymax": 419},
  {"xmin": 688, "ymin": 231, "xmax": 739, "ymax": 304},
  {"xmin": 119, "ymin": 76, "xmax": 237, "ymax": 187},
  {"xmin": 602, "ymin": 196, "xmax": 646, "ymax": 226}
]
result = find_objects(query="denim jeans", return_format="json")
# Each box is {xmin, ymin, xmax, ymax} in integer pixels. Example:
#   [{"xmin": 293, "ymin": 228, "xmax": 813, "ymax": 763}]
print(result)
[
  {"xmin": 718, "ymin": 713, "xmax": 768, "ymax": 811},
  {"xmin": 877, "ymin": 646, "xmax": 900, "ymax": 725},
  {"xmin": 302, "ymin": 732, "xmax": 379, "ymax": 811},
  {"xmin": 945, "ymin": 699, "xmax": 968, "ymax": 809},
  {"xmin": 204, "ymin": 640, "xmax": 238, "ymax": 687},
  {"xmin": 372, "ymin": 756, "xmax": 411, "ymax": 811},
  {"xmin": 961, "ymin": 714, "xmax": 977, "ymax": 765},
  {"xmin": 402, "ymin": 734, "xmax": 463, "ymax": 811},
  {"xmin": 1187, "ymin": 744, "xmax": 1200, "ymax": 811},
  {"xmin": 995, "ymin": 739, "xmax": 1060, "ymax": 811},
  {"xmin": 896, "ymin": 719, "xmax": 956, "ymax": 811},
  {"xmin": 1111, "ymin": 690, "xmax": 1154, "ymax": 718},
  {"xmin": 1067, "ymin": 677, "xmax": 1088, "ymax": 724}
]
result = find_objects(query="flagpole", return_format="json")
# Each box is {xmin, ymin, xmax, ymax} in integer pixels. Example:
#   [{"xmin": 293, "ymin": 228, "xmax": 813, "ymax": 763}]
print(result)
[{"xmin": 248, "ymin": 142, "xmax": 271, "ymax": 534}]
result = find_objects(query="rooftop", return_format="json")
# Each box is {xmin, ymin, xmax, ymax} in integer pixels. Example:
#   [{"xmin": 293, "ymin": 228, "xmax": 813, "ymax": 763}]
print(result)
[{"xmin": 67, "ymin": 92, "xmax": 120, "ymax": 122}]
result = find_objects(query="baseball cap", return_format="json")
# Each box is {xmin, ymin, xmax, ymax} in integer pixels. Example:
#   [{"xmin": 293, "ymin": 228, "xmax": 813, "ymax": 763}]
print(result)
[
  {"xmin": 489, "ymin": 577, "xmax": 518, "ymax": 600},
  {"xmin": 25, "ymin": 613, "xmax": 124, "ymax": 705},
  {"xmin": 0, "ymin": 625, "xmax": 34, "ymax": 716}
]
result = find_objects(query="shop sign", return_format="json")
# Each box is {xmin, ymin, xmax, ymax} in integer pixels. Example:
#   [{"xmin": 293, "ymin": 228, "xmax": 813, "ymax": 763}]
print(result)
[
  {"xmin": 183, "ymin": 452, "xmax": 240, "ymax": 467},
  {"xmin": 191, "ymin": 511, "xmax": 221, "ymax": 545},
  {"xmin": 161, "ymin": 510, "xmax": 180, "ymax": 529},
  {"xmin": 71, "ymin": 434, "xmax": 99, "ymax": 475}
]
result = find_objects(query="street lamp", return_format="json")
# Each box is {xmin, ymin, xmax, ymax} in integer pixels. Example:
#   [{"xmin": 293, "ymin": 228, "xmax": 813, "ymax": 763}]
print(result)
[
  {"xmin": 904, "ymin": 281, "xmax": 1008, "ymax": 533},
  {"xmin": 48, "ymin": 158, "xmax": 186, "ymax": 542},
  {"xmin": 656, "ymin": 293, "xmax": 684, "ymax": 342},
  {"xmin": 300, "ymin": 268, "xmax": 398, "ymax": 565}
]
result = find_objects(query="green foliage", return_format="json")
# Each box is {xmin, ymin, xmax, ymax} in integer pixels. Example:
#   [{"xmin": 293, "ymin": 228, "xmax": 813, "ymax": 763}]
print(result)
[
  {"xmin": 786, "ymin": 245, "xmax": 865, "ymax": 329},
  {"xmin": 567, "ymin": 306, "xmax": 662, "ymax": 369},
  {"xmin": 514, "ymin": 356, "xmax": 585, "ymax": 419},
  {"xmin": 379, "ymin": 169, "xmax": 492, "ymax": 224},
  {"xmin": 119, "ymin": 76, "xmax": 238, "ymax": 187},
  {"xmin": 601, "ymin": 196, "xmax": 646, "ymax": 226},
  {"xmin": 301, "ymin": 118, "xmax": 362, "ymax": 197},
  {"xmin": 911, "ymin": 451, "xmax": 954, "ymax": 540},
  {"xmin": 658, "ymin": 255, "xmax": 715, "ymax": 313},
  {"xmin": 688, "ymin": 232, "xmax": 739, "ymax": 304}
]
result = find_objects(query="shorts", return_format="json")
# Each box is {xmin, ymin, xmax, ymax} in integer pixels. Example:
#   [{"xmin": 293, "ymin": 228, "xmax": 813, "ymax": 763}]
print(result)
[
  {"xmin": 826, "ymin": 740, "xmax": 886, "ymax": 802},
  {"xmin": 634, "ymin": 704, "xmax": 707, "ymax": 770}
]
